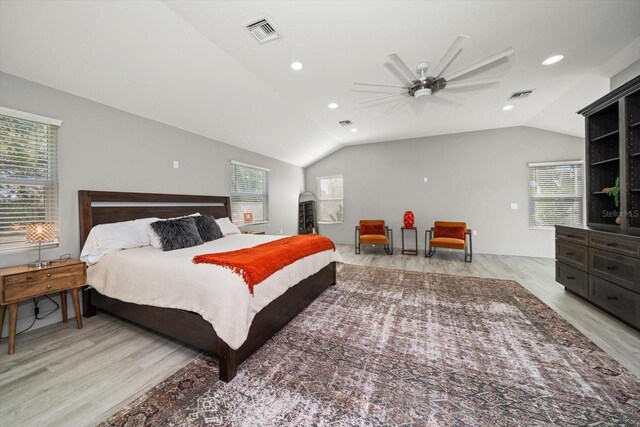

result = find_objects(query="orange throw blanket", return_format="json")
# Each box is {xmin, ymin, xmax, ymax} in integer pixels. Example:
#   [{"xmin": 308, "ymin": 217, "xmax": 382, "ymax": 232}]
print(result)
[{"xmin": 193, "ymin": 234, "xmax": 335, "ymax": 294}]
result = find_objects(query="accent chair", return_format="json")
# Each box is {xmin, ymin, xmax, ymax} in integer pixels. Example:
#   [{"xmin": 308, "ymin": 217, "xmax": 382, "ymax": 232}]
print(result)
[
  {"xmin": 355, "ymin": 220, "xmax": 393, "ymax": 255},
  {"xmin": 425, "ymin": 221, "xmax": 472, "ymax": 262}
]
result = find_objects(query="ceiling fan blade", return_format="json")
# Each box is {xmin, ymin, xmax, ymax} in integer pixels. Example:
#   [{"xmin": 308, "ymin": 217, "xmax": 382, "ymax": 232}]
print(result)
[
  {"xmin": 354, "ymin": 82, "xmax": 406, "ymax": 89},
  {"xmin": 384, "ymin": 62, "xmax": 413, "ymax": 85},
  {"xmin": 358, "ymin": 93, "xmax": 406, "ymax": 105},
  {"xmin": 443, "ymin": 47, "xmax": 514, "ymax": 81},
  {"xmin": 435, "ymin": 91, "xmax": 465, "ymax": 103},
  {"xmin": 432, "ymin": 35, "xmax": 469, "ymax": 78},
  {"xmin": 388, "ymin": 53, "xmax": 417, "ymax": 83},
  {"xmin": 383, "ymin": 99, "xmax": 410, "ymax": 115},
  {"xmin": 429, "ymin": 95, "xmax": 462, "ymax": 108},
  {"xmin": 444, "ymin": 77, "xmax": 501, "ymax": 89}
]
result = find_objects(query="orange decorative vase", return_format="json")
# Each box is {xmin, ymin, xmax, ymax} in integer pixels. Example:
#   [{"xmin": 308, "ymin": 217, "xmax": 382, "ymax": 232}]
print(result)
[{"xmin": 403, "ymin": 211, "xmax": 415, "ymax": 228}]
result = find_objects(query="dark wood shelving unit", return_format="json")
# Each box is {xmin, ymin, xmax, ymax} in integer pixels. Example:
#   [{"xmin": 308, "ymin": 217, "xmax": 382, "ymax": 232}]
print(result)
[
  {"xmin": 556, "ymin": 77, "xmax": 640, "ymax": 333},
  {"xmin": 627, "ymin": 86, "xmax": 640, "ymax": 228},
  {"xmin": 579, "ymin": 75, "xmax": 640, "ymax": 232},
  {"xmin": 298, "ymin": 200, "xmax": 316, "ymax": 234},
  {"xmin": 591, "ymin": 129, "xmax": 620, "ymax": 142},
  {"xmin": 590, "ymin": 157, "xmax": 620, "ymax": 166}
]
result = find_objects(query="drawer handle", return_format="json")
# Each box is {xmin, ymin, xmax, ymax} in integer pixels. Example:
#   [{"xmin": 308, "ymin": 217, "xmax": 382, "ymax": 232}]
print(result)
[
  {"xmin": 606, "ymin": 242, "xmax": 617, "ymax": 247},
  {"xmin": 607, "ymin": 296, "xmax": 618, "ymax": 301},
  {"xmin": 566, "ymin": 276, "xmax": 575, "ymax": 280},
  {"xmin": 47, "ymin": 273, "xmax": 51, "ymax": 277},
  {"xmin": 566, "ymin": 234, "xmax": 575, "ymax": 238},
  {"xmin": 566, "ymin": 252, "xmax": 575, "ymax": 256},
  {"xmin": 606, "ymin": 265, "xmax": 618, "ymax": 270},
  {"xmin": 46, "ymin": 284, "xmax": 52, "ymax": 289}
]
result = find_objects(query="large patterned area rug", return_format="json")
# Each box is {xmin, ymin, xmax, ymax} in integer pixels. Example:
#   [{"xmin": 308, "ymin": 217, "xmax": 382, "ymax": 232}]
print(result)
[{"xmin": 103, "ymin": 264, "xmax": 640, "ymax": 426}]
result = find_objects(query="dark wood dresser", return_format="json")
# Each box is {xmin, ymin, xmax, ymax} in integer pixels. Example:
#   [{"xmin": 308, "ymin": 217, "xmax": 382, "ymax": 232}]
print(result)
[{"xmin": 556, "ymin": 225, "xmax": 640, "ymax": 329}]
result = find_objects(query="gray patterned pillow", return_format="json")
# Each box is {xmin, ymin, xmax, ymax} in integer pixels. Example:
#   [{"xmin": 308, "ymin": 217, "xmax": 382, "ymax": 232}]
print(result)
[
  {"xmin": 150, "ymin": 217, "xmax": 203, "ymax": 251},
  {"xmin": 194, "ymin": 215, "xmax": 223, "ymax": 242}
]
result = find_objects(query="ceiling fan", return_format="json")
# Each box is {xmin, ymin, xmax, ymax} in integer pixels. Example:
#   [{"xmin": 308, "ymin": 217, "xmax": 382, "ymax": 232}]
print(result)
[{"xmin": 354, "ymin": 35, "xmax": 514, "ymax": 113}]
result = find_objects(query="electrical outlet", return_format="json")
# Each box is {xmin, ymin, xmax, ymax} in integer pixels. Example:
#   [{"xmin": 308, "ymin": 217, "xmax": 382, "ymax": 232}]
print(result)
[
  {"xmin": 472, "ymin": 230, "xmax": 477, "ymax": 236},
  {"xmin": 510, "ymin": 203, "xmax": 518, "ymax": 210},
  {"xmin": 173, "ymin": 160, "xmax": 179, "ymax": 169},
  {"xmin": 280, "ymin": 229, "xmax": 283, "ymax": 235}
]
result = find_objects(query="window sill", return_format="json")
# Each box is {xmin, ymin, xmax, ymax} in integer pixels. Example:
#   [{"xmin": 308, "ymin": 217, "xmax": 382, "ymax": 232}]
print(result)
[
  {"xmin": 235, "ymin": 220, "xmax": 268, "ymax": 226},
  {"xmin": 0, "ymin": 241, "xmax": 60, "ymax": 253},
  {"xmin": 318, "ymin": 221, "xmax": 343, "ymax": 225}
]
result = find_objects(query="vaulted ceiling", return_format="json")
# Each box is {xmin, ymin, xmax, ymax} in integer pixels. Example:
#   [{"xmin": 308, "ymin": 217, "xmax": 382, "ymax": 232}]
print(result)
[{"xmin": 1, "ymin": 1, "xmax": 639, "ymax": 166}]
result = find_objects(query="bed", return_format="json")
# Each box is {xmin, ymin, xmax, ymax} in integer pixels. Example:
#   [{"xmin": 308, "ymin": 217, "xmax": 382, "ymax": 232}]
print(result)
[{"xmin": 78, "ymin": 190, "xmax": 337, "ymax": 382}]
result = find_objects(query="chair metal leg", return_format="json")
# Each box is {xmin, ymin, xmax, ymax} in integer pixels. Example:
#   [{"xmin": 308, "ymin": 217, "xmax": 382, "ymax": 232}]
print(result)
[
  {"xmin": 384, "ymin": 227, "xmax": 393, "ymax": 255},
  {"xmin": 355, "ymin": 227, "xmax": 360, "ymax": 254},
  {"xmin": 426, "ymin": 247, "xmax": 436, "ymax": 258},
  {"xmin": 465, "ymin": 230, "xmax": 473, "ymax": 262}
]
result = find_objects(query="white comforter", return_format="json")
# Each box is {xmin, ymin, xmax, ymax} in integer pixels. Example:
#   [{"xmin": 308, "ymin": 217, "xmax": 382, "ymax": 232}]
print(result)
[{"xmin": 87, "ymin": 234, "xmax": 341, "ymax": 349}]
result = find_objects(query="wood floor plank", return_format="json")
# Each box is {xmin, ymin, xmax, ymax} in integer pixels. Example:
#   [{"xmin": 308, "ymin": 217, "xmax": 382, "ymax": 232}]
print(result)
[{"xmin": 0, "ymin": 245, "xmax": 638, "ymax": 426}]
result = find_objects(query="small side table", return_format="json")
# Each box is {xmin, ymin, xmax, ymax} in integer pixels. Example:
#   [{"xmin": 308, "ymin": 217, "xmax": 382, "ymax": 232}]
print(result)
[
  {"xmin": 401, "ymin": 227, "xmax": 418, "ymax": 255},
  {"xmin": 0, "ymin": 259, "xmax": 86, "ymax": 354}
]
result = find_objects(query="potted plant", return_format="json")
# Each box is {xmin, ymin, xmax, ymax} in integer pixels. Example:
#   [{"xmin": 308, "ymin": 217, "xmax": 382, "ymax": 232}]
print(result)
[{"xmin": 603, "ymin": 177, "xmax": 621, "ymax": 224}]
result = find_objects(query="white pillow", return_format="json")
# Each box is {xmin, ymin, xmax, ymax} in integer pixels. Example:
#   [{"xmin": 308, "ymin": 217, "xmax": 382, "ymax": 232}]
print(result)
[
  {"xmin": 216, "ymin": 217, "xmax": 241, "ymax": 236},
  {"xmin": 80, "ymin": 217, "xmax": 159, "ymax": 265},
  {"xmin": 147, "ymin": 213, "xmax": 201, "ymax": 249}
]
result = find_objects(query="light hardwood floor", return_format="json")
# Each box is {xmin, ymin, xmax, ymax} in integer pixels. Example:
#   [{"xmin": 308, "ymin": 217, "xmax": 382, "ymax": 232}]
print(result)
[{"xmin": 1, "ymin": 245, "xmax": 639, "ymax": 426}]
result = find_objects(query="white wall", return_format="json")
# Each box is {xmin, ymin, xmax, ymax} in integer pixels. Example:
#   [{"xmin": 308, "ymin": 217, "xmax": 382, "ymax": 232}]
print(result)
[
  {"xmin": 305, "ymin": 127, "xmax": 584, "ymax": 258},
  {"xmin": 0, "ymin": 72, "xmax": 304, "ymax": 335},
  {"xmin": 611, "ymin": 59, "xmax": 640, "ymax": 90}
]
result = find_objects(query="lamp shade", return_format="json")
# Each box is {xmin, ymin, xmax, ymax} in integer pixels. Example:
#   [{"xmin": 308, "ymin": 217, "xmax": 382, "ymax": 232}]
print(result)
[
  {"xmin": 25, "ymin": 222, "xmax": 56, "ymax": 243},
  {"xmin": 243, "ymin": 213, "xmax": 253, "ymax": 223}
]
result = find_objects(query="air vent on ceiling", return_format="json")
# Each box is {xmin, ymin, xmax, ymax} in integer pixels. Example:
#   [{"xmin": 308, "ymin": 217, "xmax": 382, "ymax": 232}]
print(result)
[
  {"xmin": 338, "ymin": 120, "xmax": 353, "ymax": 127},
  {"xmin": 508, "ymin": 90, "xmax": 534, "ymax": 101},
  {"xmin": 245, "ymin": 18, "xmax": 279, "ymax": 43}
]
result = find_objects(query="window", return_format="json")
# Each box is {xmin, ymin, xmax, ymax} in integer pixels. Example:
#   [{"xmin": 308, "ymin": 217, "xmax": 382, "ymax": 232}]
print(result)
[
  {"xmin": 528, "ymin": 161, "xmax": 583, "ymax": 229},
  {"xmin": 317, "ymin": 175, "xmax": 343, "ymax": 224},
  {"xmin": 0, "ymin": 108, "xmax": 61, "ymax": 250},
  {"xmin": 229, "ymin": 161, "xmax": 269, "ymax": 224}
]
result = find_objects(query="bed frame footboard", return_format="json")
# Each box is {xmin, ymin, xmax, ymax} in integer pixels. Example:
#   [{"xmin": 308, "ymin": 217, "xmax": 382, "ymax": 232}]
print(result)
[{"xmin": 83, "ymin": 262, "xmax": 336, "ymax": 382}]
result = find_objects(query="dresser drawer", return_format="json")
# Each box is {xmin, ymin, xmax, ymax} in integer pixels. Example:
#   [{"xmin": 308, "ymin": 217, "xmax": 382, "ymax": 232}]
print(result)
[
  {"xmin": 589, "ymin": 248, "xmax": 640, "ymax": 293},
  {"xmin": 556, "ymin": 262, "xmax": 588, "ymax": 298},
  {"xmin": 556, "ymin": 228, "xmax": 588, "ymax": 245},
  {"xmin": 556, "ymin": 240, "xmax": 588, "ymax": 271},
  {"xmin": 2, "ymin": 263, "xmax": 85, "ymax": 303},
  {"xmin": 589, "ymin": 276, "xmax": 640, "ymax": 328},
  {"xmin": 588, "ymin": 233, "xmax": 640, "ymax": 258}
]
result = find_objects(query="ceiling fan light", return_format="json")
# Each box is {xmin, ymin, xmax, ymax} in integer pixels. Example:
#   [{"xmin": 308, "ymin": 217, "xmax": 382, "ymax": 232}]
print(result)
[
  {"xmin": 291, "ymin": 62, "xmax": 303, "ymax": 71},
  {"xmin": 328, "ymin": 102, "xmax": 339, "ymax": 109},
  {"xmin": 503, "ymin": 104, "xmax": 514, "ymax": 111},
  {"xmin": 415, "ymin": 88, "xmax": 432, "ymax": 97}
]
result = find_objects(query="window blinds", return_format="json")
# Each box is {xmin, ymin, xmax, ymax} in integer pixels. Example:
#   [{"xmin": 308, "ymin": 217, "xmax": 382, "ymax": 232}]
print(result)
[
  {"xmin": 528, "ymin": 161, "xmax": 583, "ymax": 229},
  {"xmin": 0, "ymin": 112, "xmax": 60, "ymax": 248},
  {"xmin": 229, "ymin": 161, "xmax": 269, "ymax": 224},
  {"xmin": 317, "ymin": 175, "xmax": 343, "ymax": 223}
]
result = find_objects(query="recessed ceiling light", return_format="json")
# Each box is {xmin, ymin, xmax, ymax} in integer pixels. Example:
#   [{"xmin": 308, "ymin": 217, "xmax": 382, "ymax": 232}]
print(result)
[
  {"xmin": 328, "ymin": 103, "xmax": 339, "ymax": 109},
  {"xmin": 290, "ymin": 62, "xmax": 303, "ymax": 71},
  {"xmin": 351, "ymin": 128, "xmax": 358, "ymax": 133},
  {"xmin": 503, "ymin": 104, "xmax": 514, "ymax": 111},
  {"xmin": 542, "ymin": 55, "xmax": 564, "ymax": 66}
]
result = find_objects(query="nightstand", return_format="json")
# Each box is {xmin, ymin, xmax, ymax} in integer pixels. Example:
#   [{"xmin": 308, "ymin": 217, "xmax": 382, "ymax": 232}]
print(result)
[{"xmin": 0, "ymin": 259, "xmax": 86, "ymax": 354}]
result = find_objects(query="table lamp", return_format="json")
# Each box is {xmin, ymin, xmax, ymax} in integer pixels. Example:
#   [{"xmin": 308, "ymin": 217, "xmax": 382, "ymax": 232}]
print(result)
[
  {"xmin": 244, "ymin": 213, "xmax": 253, "ymax": 223},
  {"xmin": 26, "ymin": 222, "xmax": 55, "ymax": 268}
]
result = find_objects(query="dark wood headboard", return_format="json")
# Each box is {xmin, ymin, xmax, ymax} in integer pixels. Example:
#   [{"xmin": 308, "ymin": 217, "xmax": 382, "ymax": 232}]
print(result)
[{"xmin": 78, "ymin": 190, "xmax": 232, "ymax": 248}]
